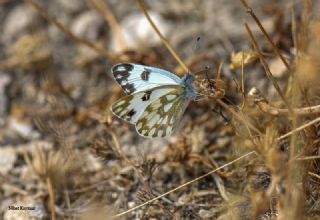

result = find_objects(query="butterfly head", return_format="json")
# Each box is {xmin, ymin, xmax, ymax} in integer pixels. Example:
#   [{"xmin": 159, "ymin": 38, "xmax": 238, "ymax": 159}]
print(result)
[{"xmin": 181, "ymin": 74, "xmax": 197, "ymax": 100}]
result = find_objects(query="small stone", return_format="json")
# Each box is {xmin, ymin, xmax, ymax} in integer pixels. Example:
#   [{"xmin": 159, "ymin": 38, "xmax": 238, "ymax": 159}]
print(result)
[
  {"xmin": 3, "ymin": 4, "xmax": 41, "ymax": 43},
  {"xmin": 269, "ymin": 57, "xmax": 288, "ymax": 78},
  {"xmin": 71, "ymin": 11, "xmax": 105, "ymax": 41},
  {"xmin": 0, "ymin": 74, "xmax": 11, "ymax": 125},
  {"xmin": 8, "ymin": 117, "xmax": 33, "ymax": 138},
  {"xmin": 110, "ymin": 11, "xmax": 171, "ymax": 52},
  {"xmin": 57, "ymin": 0, "xmax": 85, "ymax": 14},
  {"xmin": 0, "ymin": 147, "xmax": 16, "ymax": 175}
]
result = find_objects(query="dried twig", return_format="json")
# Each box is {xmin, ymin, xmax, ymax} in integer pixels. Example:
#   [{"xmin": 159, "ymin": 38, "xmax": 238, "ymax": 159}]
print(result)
[
  {"xmin": 25, "ymin": 0, "xmax": 118, "ymax": 61},
  {"xmin": 135, "ymin": 0, "xmax": 190, "ymax": 74},
  {"xmin": 248, "ymin": 87, "xmax": 320, "ymax": 116},
  {"xmin": 277, "ymin": 116, "xmax": 320, "ymax": 141},
  {"xmin": 308, "ymin": 172, "xmax": 320, "ymax": 180},
  {"xmin": 239, "ymin": 0, "xmax": 290, "ymax": 70},
  {"xmin": 216, "ymin": 99, "xmax": 262, "ymax": 135},
  {"xmin": 105, "ymin": 126, "xmax": 174, "ymax": 217},
  {"xmin": 90, "ymin": 0, "xmax": 126, "ymax": 50},
  {"xmin": 46, "ymin": 177, "xmax": 56, "ymax": 220},
  {"xmin": 112, "ymin": 151, "xmax": 256, "ymax": 218},
  {"xmin": 245, "ymin": 23, "xmax": 293, "ymax": 114}
]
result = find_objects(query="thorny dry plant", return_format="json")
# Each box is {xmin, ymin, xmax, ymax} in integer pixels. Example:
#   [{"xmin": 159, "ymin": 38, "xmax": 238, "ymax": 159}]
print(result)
[{"xmin": 1, "ymin": 0, "xmax": 320, "ymax": 220}]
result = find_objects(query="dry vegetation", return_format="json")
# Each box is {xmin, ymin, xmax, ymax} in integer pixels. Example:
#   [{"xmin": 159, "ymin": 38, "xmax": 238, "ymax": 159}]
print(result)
[{"xmin": 1, "ymin": 0, "xmax": 320, "ymax": 219}]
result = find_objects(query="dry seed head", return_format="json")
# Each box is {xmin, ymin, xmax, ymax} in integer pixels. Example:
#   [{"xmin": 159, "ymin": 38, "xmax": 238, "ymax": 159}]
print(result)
[
  {"xmin": 229, "ymin": 51, "xmax": 258, "ymax": 70},
  {"xmin": 28, "ymin": 144, "xmax": 79, "ymax": 188},
  {"xmin": 198, "ymin": 78, "xmax": 225, "ymax": 99},
  {"xmin": 90, "ymin": 138, "xmax": 119, "ymax": 162}
]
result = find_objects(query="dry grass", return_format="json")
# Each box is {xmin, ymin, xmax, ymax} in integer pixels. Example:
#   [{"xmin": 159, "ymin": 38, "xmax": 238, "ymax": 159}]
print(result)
[{"xmin": 1, "ymin": 0, "xmax": 320, "ymax": 219}]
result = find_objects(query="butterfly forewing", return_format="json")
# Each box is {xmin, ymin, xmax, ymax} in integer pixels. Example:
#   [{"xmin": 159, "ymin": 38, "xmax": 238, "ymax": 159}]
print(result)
[
  {"xmin": 111, "ymin": 86, "xmax": 180, "ymax": 124},
  {"xmin": 135, "ymin": 88, "xmax": 189, "ymax": 137},
  {"xmin": 112, "ymin": 63, "xmax": 182, "ymax": 94}
]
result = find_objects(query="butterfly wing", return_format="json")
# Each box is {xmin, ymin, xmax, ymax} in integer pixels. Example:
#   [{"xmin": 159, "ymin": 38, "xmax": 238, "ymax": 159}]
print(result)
[
  {"xmin": 111, "ymin": 86, "xmax": 180, "ymax": 124},
  {"xmin": 135, "ymin": 87, "xmax": 190, "ymax": 137},
  {"xmin": 112, "ymin": 63, "xmax": 182, "ymax": 94}
]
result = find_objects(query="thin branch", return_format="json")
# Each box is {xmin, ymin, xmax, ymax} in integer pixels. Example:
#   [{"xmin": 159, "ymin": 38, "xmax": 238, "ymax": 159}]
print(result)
[
  {"xmin": 46, "ymin": 177, "xmax": 56, "ymax": 220},
  {"xmin": 25, "ymin": 0, "xmax": 118, "ymax": 61},
  {"xmin": 248, "ymin": 87, "xmax": 320, "ymax": 116},
  {"xmin": 296, "ymin": 155, "xmax": 320, "ymax": 161},
  {"xmin": 216, "ymin": 99, "xmax": 262, "ymax": 135},
  {"xmin": 239, "ymin": 0, "xmax": 290, "ymax": 70},
  {"xmin": 105, "ymin": 127, "xmax": 174, "ymax": 217},
  {"xmin": 245, "ymin": 23, "xmax": 293, "ymax": 114},
  {"xmin": 90, "ymin": 0, "xmax": 126, "ymax": 50},
  {"xmin": 135, "ymin": 0, "xmax": 190, "ymax": 74},
  {"xmin": 112, "ymin": 151, "xmax": 256, "ymax": 218},
  {"xmin": 308, "ymin": 172, "xmax": 320, "ymax": 180},
  {"xmin": 277, "ymin": 116, "xmax": 320, "ymax": 141}
]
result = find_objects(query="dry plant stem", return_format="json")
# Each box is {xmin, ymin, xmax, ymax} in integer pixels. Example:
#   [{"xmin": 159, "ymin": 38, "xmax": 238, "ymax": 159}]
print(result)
[
  {"xmin": 25, "ymin": 0, "xmax": 118, "ymax": 61},
  {"xmin": 216, "ymin": 99, "xmax": 262, "ymax": 135},
  {"xmin": 107, "ymin": 127, "xmax": 174, "ymax": 217},
  {"xmin": 277, "ymin": 116, "xmax": 320, "ymax": 141},
  {"xmin": 296, "ymin": 155, "xmax": 320, "ymax": 161},
  {"xmin": 239, "ymin": 0, "xmax": 290, "ymax": 70},
  {"xmin": 135, "ymin": 0, "xmax": 190, "ymax": 74},
  {"xmin": 46, "ymin": 177, "xmax": 56, "ymax": 220},
  {"xmin": 112, "ymin": 151, "xmax": 256, "ymax": 218},
  {"xmin": 308, "ymin": 172, "xmax": 320, "ymax": 180},
  {"xmin": 107, "ymin": 128, "xmax": 141, "ymax": 175},
  {"xmin": 255, "ymin": 101, "xmax": 320, "ymax": 116},
  {"xmin": 90, "ymin": 0, "xmax": 126, "ymax": 50},
  {"xmin": 245, "ymin": 23, "xmax": 293, "ymax": 114}
]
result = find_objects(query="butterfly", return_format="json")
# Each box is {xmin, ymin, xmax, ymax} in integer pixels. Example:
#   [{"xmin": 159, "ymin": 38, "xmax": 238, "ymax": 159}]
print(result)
[{"xmin": 111, "ymin": 63, "xmax": 197, "ymax": 138}]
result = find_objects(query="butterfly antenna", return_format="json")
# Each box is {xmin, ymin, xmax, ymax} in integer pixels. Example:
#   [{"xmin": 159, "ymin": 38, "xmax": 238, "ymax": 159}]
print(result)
[
  {"xmin": 187, "ymin": 36, "xmax": 202, "ymax": 76},
  {"xmin": 221, "ymin": 96, "xmax": 239, "ymax": 111},
  {"xmin": 212, "ymin": 107, "xmax": 230, "ymax": 123}
]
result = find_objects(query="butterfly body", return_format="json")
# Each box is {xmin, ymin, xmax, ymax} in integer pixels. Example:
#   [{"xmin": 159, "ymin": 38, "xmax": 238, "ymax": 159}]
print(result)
[{"xmin": 111, "ymin": 63, "xmax": 196, "ymax": 138}]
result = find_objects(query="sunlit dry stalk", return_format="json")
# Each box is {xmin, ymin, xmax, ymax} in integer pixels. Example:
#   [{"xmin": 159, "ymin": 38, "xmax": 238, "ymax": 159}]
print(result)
[
  {"xmin": 46, "ymin": 177, "xmax": 56, "ymax": 220},
  {"xmin": 238, "ymin": 0, "xmax": 290, "ymax": 70},
  {"xmin": 112, "ymin": 151, "xmax": 256, "ymax": 218},
  {"xmin": 245, "ymin": 23, "xmax": 294, "ymax": 116},
  {"xmin": 248, "ymin": 87, "xmax": 320, "ymax": 116},
  {"xmin": 296, "ymin": 155, "xmax": 320, "ymax": 161},
  {"xmin": 106, "ymin": 128, "xmax": 141, "ymax": 174},
  {"xmin": 89, "ymin": 0, "xmax": 126, "ymax": 50},
  {"xmin": 105, "ymin": 126, "xmax": 174, "ymax": 217},
  {"xmin": 25, "ymin": 0, "xmax": 119, "ymax": 61},
  {"xmin": 276, "ymin": 116, "xmax": 320, "ymax": 141},
  {"xmin": 308, "ymin": 172, "xmax": 320, "ymax": 180},
  {"xmin": 135, "ymin": 0, "xmax": 190, "ymax": 74},
  {"xmin": 216, "ymin": 99, "xmax": 262, "ymax": 135}
]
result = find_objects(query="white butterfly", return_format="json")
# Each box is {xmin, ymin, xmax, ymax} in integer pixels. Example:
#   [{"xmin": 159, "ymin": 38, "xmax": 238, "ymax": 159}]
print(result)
[{"xmin": 111, "ymin": 63, "xmax": 197, "ymax": 137}]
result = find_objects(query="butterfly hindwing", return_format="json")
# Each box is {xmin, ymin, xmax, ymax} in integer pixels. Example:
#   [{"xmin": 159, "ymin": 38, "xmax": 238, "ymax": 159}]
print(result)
[
  {"xmin": 111, "ymin": 86, "xmax": 181, "ymax": 124},
  {"xmin": 112, "ymin": 63, "xmax": 182, "ymax": 94},
  {"xmin": 135, "ymin": 88, "xmax": 189, "ymax": 137}
]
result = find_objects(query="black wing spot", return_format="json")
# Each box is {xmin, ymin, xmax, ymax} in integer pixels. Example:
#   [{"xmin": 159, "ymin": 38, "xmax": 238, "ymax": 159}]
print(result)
[
  {"xmin": 142, "ymin": 90, "xmax": 152, "ymax": 101},
  {"xmin": 141, "ymin": 70, "xmax": 151, "ymax": 81},
  {"xmin": 127, "ymin": 109, "xmax": 136, "ymax": 116},
  {"xmin": 112, "ymin": 64, "xmax": 136, "ymax": 94}
]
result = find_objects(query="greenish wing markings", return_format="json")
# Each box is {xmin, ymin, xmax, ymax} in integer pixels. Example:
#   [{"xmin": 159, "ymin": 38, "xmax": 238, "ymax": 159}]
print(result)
[
  {"xmin": 136, "ymin": 88, "xmax": 183, "ymax": 137},
  {"xmin": 111, "ymin": 95, "xmax": 134, "ymax": 122}
]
